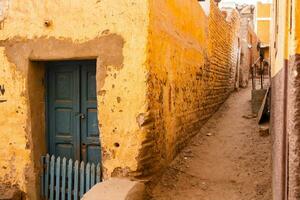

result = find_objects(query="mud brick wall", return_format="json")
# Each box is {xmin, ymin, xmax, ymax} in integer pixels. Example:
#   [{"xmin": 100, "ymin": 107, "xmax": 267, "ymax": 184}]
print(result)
[
  {"xmin": 208, "ymin": 2, "xmax": 239, "ymax": 105},
  {"xmin": 137, "ymin": 0, "xmax": 240, "ymax": 177}
]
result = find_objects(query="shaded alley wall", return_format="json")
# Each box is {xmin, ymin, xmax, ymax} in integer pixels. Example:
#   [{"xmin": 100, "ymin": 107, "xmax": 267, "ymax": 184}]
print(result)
[{"xmin": 144, "ymin": 0, "xmax": 240, "ymax": 175}]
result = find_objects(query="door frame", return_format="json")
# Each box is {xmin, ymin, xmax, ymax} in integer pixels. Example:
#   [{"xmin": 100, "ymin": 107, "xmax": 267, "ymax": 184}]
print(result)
[{"xmin": 6, "ymin": 35, "xmax": 124, "ymax": 198}]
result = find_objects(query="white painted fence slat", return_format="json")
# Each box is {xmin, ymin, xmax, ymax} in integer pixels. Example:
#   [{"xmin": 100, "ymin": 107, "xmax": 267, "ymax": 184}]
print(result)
[
  {"xmin": 45, "ymin": 154, "xmax": 50, "ymax": 199},
  {"xmin": 67, "ymin": 159, "xmax": 73, "ymax": 200},
  {"xmin": 55, "ymin": 157, "xmax": 61, "ymax": 200},
  {"xmin": 50, "ymin": 155, "xmax": 55, "ymax": 200},
  {"xmin": 41, "ymin": 155, "xmax": 100, "ymax": 200},
  {"xmin": 96, "ymin": 163, "xmax": 101, "ymax": 183},
  {"xmin": 90, "ymin": 163, "xmax": 95, "ymax": 187},
  {"xmin": 79, "ymin": 161, "xmax": 85, "ymax": 198},
  {"xmin": 74, "ymin": 160, "xmax": 79, "ymax": 200},
  {"xmin": 61, "ymin": 157, "xmax": 66, "ymax": 200}
]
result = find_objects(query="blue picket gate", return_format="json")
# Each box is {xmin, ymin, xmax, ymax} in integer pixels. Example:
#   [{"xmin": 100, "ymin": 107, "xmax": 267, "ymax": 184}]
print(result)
[{"xmin": 40, "ymin": 154, "xmax": 101, "ymax": 200}]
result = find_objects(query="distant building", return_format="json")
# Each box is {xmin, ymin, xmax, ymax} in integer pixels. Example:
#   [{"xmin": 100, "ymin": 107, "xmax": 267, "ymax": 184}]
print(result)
[
  {"xmin": 255, "ymin": 1, "xmax": 271, "ymax": 59},
  {"xmin": 219, "ymin": 1, "xmax": 237, "ymax": 9},
  {"xmin": 220, "ymin": 3, "xmax": 259, "ymax": 88}
]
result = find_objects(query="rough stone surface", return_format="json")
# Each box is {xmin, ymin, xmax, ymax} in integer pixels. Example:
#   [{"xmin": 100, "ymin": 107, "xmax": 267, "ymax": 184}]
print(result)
[
  {"xmin": 82, "ymin": 178, "xmax": 145, "ymax": 200},
  {"xmin": 288, "ymin": 54, "xmax": 300, "ymax": 200}
]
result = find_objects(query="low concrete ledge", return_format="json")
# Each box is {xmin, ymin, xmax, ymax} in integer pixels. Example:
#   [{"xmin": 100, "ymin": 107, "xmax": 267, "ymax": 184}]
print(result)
[
  {"xmin": 82, "ymin": 178, "xmax": 145, "ymax": 200},
  {"xmin": 251, "ymin": 89, "xmax": 267, "ymax": 114},
  {"xmin": 0, "ymin": 186, "xmax": 23, "ymax": 200}
]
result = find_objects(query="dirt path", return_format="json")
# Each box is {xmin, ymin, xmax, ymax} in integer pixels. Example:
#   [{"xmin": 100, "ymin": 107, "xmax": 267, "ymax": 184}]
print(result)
[{"xmin": 149, "ymin": 87, "xmax": 272, "ymax": 200}]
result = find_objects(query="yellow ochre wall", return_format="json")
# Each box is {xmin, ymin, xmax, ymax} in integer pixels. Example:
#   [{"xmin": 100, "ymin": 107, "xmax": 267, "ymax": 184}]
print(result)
[
  {"xmin": 145, "ymin": 0, "xmax": 239, "ymax": 171},
  {"xmin": 0, "ymin": 0, "xmax": 240, "ymax": 199},
  {"xmin": 0, "ymin": 1, "xmax": 149, "ymax": 199}
]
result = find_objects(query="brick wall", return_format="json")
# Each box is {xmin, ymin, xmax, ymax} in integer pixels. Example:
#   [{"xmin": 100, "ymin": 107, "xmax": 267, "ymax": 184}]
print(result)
[
  {"xmin": 135, "ymin": 0, "xmax": 240, "ymax": 178},
  {"xmin": 209, "ymin": 2, "xmax": 239, "ymax": 101}
]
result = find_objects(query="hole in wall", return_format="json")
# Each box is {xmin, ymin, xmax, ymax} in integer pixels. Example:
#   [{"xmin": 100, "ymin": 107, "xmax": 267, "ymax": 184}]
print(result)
[{"xmin": 114, "ymin": 143, "xmax": 120, "ymax": 148}]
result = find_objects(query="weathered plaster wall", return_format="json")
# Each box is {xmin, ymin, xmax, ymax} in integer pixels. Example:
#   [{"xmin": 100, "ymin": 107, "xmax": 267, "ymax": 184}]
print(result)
[
  {"xmin": 142, "ymin": 0, "xmax": 239, "ymax": 176},
  {"xmin": 0, "ymin": 0, "xmax": 149, "ymax": 199}
]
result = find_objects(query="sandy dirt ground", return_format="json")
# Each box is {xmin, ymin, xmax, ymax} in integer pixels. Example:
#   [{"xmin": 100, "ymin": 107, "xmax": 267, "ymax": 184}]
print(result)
[{"xmin": 149, "ymin": 87, "xmax": 272, "ymax": 200}]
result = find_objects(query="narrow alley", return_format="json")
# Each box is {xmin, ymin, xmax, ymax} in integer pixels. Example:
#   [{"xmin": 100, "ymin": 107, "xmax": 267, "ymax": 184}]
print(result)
[{"xmin": 150, "ymin": 86, "xmax": 272, "ymax": 200}]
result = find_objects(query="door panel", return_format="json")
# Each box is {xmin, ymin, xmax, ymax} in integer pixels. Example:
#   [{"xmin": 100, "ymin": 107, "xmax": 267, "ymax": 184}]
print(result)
[
  {"xmin": 80, "ymin": 61, "xmax": 101, "ymax": 164},
  {"xmin": 47, "ymin": 61, "xmax": 100, "ymax": 164},
  {"xmin": 47, "ymin": 62, "xmax": 80, "ymax": 161}
]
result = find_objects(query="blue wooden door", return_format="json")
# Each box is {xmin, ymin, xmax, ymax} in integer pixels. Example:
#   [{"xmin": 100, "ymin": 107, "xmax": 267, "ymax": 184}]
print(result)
[
  {"xmin": 80, "ymin": 62, "xmax": 101, "ymax": 164},
  {"xmin": 47, "ymin": 61, "xmax": 100, "ymax": 164}
]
